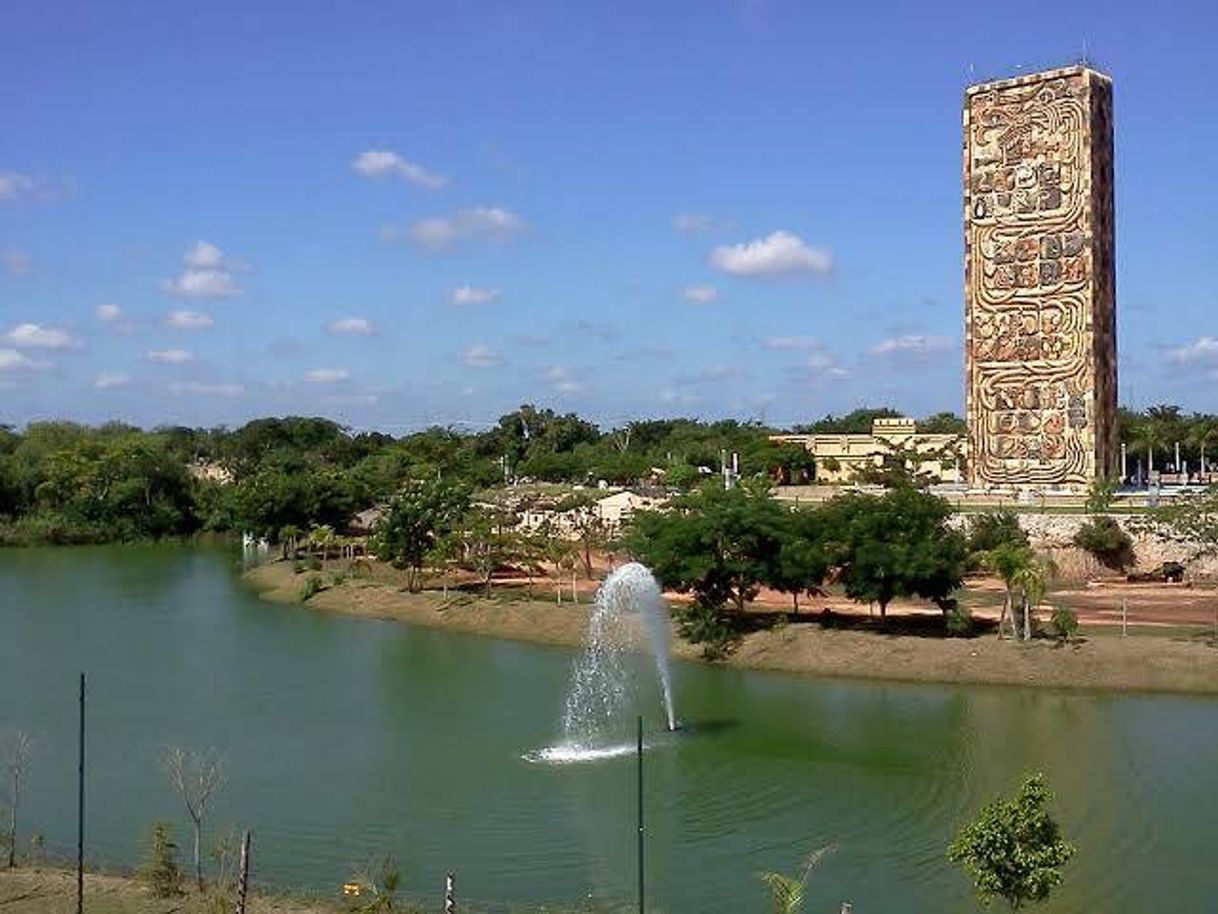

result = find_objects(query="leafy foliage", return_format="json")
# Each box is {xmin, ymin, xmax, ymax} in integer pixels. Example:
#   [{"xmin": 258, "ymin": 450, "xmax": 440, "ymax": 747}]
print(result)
[
  {"xmin": 821, "ymin": 488, "xmax": 967, "ymax": 617},
  {"xmin": 372, "ymin": 479, "xmax": 469, "ymax": 591},
  {"xmin": 141, "ymin": 822, "xmax": 184, "ymax": 898},
  {"xmin": 1072, "ymin": 517, "xmax": 1134, "ymax": 570},
  {"xmin": 967, "ymin": 511, "xmax": 1029, "ymax": 555},
  {"xmin": 1049, "ymin": 606, "xmax": 1079, "ymax": 643},
  {"xmin": 948, "ymin": 773, "xmax": 1076, "ymax": 909},
  {"xmin": 624, "ymin": 481, "xmax": 790, "ymax": 614}
]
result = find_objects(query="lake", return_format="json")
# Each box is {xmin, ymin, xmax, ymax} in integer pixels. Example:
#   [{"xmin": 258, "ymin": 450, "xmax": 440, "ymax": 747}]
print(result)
[{"xmin": 1, "ymin": 545, "xmax": 1215, "ymax": 911}]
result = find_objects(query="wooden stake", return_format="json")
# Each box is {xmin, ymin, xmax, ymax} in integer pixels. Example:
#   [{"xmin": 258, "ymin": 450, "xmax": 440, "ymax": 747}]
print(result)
[{"xmin": 234, "ymin": 831, "xmax": 251, "ymax": 914}]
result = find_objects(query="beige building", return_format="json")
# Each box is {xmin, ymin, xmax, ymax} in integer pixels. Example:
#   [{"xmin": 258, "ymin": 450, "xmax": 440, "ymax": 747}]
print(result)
[{"xmin": 772, "ymin": 417, "xmax": 964, "ymax": 484}]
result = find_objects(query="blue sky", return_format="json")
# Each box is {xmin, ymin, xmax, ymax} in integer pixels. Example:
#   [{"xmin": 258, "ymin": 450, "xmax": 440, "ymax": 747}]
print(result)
[{"xmin": 2, "ymin": 0, "xmax": 1216, "ymax": 432}]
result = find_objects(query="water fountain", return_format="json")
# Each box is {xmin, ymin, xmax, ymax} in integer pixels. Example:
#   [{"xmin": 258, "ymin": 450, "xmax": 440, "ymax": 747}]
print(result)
[{"xmin": 528, "ymin": 562, "xmax": 676, "ymax": 763}]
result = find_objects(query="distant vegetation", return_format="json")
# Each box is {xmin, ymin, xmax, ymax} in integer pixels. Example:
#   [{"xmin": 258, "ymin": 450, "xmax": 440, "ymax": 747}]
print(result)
[{"xmin": 1, "ymin": 403, "xmax": 1214, "ymax": 546}]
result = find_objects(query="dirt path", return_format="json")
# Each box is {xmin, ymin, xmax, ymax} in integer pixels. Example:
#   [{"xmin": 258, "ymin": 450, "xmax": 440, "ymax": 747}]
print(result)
[{"xmin": 246, "ymin": 561, "xmax": 1218, "ymax": 694}]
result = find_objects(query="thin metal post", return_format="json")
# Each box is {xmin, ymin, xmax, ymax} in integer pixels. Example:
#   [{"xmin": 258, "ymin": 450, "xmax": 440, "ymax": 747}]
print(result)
[
  {"xmin": 445, "ymin": 871, "xmax": 455, "ymax": 914},
  {"xmin": 234, "ymin": 830, "xmax": 251, "ymax": 914},
  {"xmin": 637, "ymin": 716, "xmax": 644, "ymax": 914},
  {"xmin": 77, "ymin": 673, "xmax": 85, "ymax": 914}
]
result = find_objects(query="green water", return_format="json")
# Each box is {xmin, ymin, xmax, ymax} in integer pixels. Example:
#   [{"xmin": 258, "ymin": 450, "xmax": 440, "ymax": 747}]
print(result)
[{"xmin": 1, "ymin": 545, "xmax": 1215, "ymax": 911}]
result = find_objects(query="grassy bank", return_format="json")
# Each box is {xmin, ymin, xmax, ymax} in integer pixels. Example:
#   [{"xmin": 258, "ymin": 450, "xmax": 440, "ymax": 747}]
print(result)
[
  {"xmin": 0, "ymin": 867, "xmax": 595, "ymax": 914},
  {"xmin": 246, "ymin": 560, "xmax": 1218, "ymax": 695}
]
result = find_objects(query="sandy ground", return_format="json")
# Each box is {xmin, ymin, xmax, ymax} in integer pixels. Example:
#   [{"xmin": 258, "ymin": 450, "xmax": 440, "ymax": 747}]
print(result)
[{"xmin": 246, "ymin": 560, "xmax": 1218, "ymax": 694}]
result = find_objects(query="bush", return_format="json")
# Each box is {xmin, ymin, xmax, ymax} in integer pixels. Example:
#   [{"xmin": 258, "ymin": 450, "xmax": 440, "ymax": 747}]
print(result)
[
  {"xmin": 946, "ymin": 604, "xmax": 974, "ymax": 637},
  {"xmin": 141, "ymin": 823, "xmax": 183, "ymax": 898},
  {"xmin": 676, "ymin": 601, "xmax": 740, "ymax": 661},
  {"xmin": 1073, "ymin": 517, "xmax": 1134, "ymax": 570},
  {"xmin": 330, "ymin": 570, "xmax": 347, "ymax": 587},
  {"xmin": 299, "ymin": 574, "xmax": 325, "ymax": 602},
  {"xmin": 1050, "ymin": 606, "xmax": 1079, "ymax": 643},
  {"xmin": 968, "ymin": 510, "xmax": 1029, "ymax": 555},
  {"xmin": 307, "ymin": 555, "xmax": 323, "ymax": 571},
  {"xmin": 292, "ymin": 559, "xmax": 305, "ymax": 574}
]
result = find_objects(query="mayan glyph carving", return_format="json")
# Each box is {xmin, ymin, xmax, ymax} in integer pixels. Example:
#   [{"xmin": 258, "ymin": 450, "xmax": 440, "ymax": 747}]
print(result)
[{"xmin": 964, "ymin": 66, "xmax": 1117, "ymax": 488}]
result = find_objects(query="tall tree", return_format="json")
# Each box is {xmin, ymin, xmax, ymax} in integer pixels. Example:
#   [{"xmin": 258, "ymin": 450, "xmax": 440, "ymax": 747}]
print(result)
[
  {"xmin": 821, "ymin": 487, "xmax": 967, "ymax": 618},
  {"xmin": 372, "ymin": 479, "xmax": 469, "ymax": 591}
]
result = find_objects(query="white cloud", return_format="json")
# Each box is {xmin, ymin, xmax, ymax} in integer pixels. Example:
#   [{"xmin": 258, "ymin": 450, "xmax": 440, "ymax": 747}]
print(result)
[
  {"xmin": 163, "ymin": 241, "xmax": 243, "ymax": 299},
  {"xmin": 147, "ymin": 348, "xmax": 194, "ymax": 364},
  {"xmin": 710, "ymin": 230, "xmax": 833, "ymax": 277},
  {"xmin": 450, "ymin": 284, "xmax": 501, "ymax": 306},
  {"xmin": 184, "ymin": 241, "xmax": 225, "ymax": 269},
  {"xmin": 1, "ymin": 248, "xmax": 32, "ymax": 275},
  {"xmin": 352, "ymin": 149, "xmax": 448, "ymax": 189},
  {"xmin": 407, "ymin": 207, "xmax": 527, "ymax": 249},
  {"xmin": 762, "ymin": 336, "xmax": 822, "ymax": 352},
  {"xmin": 459, "ymin": 343, "xmax": 501, "ymax": 368},
  {"xmin": 323, "ymin": 393, "xmax": 380, "ymax": 406},
  {"xmin": 95, "ymin": 303, "xmax": 123, "ymax": 323},
  {"xmin": 0, "ymin": 348, "xmax": 50, "ymax": 371},
  {"xmin": 682, "ymin": 284, "xmax": 719, "ymax": 304},
  {"xmin": 0, "ymin": 171, "xmax": 35, "ymax": 201},
  {"xmin": 672, "ymin": 213, "xmax": 716, "ymax": 233},
  {"xmin": 3, "ymin": 322, "xmax": 77, "ymax": 349},
  {"xmin": 93, "ymin": 373, "xmax": 130, "ymax": 389},
  {"xmin": 328, "ymin": 317, "xmax": 376, "ymax": 335},
  {"xmin": 870, "ymin": 335, "xmax": 953, "ymax": 356},
  {"xmin": 305, "ymin": 367, "xmax": 350, "ymax": 383},
  {"xmin": 170, "ymin": 381, "xmax": 244, "ymax": 396},
  {"xmin": 546, "ymin": 365, "xmax": 584, "ymax": 394},
  {"xmin": 166, "ymin": 309, "xmax": 214, "ymax": 330},
  {"xmin": 1169, "ymin": 337, "xmax": 1218, "ymax": 366}
]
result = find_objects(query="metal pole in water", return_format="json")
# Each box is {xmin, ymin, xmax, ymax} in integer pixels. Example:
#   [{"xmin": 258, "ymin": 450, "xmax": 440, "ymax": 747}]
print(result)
[
  {"xmin": 637, "ymin": 715, "xmax": 644, "ymax": 914},
  {"xmin": 77, "ymin": 672, "xmax": 85, "ymax": 914},
  {"xmin": 444, "ymin": 871, "xmax": 455, "ymax": 914}
]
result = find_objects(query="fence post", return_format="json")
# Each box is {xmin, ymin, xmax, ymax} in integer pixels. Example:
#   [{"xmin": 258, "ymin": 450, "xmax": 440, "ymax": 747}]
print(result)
[
  {"xmin": 234, "ymin": 830, "xmax": 251, "ymax": 914},
  {"xmin": 445, "ymin": 871, "xmax": 455, "ymax": 914},
  {"xmin": 1121, "ymin": 599, "xmax": 1127, "ymax": 637}
]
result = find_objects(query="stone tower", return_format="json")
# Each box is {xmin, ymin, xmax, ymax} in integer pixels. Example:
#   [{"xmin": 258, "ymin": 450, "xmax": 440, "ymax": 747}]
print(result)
[{"xmin": 963, "ymin": 65, "xmax": 1117, "ymax": 489}]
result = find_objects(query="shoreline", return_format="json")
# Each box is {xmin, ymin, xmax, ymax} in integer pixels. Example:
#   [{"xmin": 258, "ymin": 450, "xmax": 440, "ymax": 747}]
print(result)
[{"xmin": 244, "ymin": 561, "xmax": 1218, "ymax": 696}]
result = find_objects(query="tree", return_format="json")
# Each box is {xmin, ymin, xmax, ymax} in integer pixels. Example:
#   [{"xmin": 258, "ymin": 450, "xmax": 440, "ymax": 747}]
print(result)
[
  {"xmin": 554, "ymin": 492, "xmax": 609, "ymax": 579},
  {"xmin": 161, "ymin": 746, "xmax": 225, "ymax": 890},
  {"xmin": 985, "ymin": 542, "xmax": 1034, "ymax": 640},
  {"xmin": 758, "ymin": 845, "xmax": 834, "ymax": 914},
  {"xmin": 772, "ymin": 508, "xmax": 830, "ymax": 613},
  {"xmin": 821, "ymin": 488, "xmax": 967, "ymax": 618},
  {"xmin": 140, "ymin": 822, "xmax": 184, "ymax": 897},
  {"xmin": 453, "ymin": 506, "xmax": 522, "ymax": 596},
  {"xmin": 948, "ymin": 773, "xmax": 1075, "ymax": 909},
  {"xmin": 624, "ymin": 481, "xmax": 788, "ymax": 615},
  {"xmin": 372, "ymin": 479, "xmax": 470, "ymax": 591},
  {"xmin": 1, "ymin": 730, "xmax": 32, "ymax": 869}
]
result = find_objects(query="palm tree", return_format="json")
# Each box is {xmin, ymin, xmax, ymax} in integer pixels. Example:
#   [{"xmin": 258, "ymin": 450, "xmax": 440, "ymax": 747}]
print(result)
[
  {"xmin": 1129, "ymin": 419, "xmax": 1168, "ymax": 478},
  {"xmin": 1188, "ymin": 417, "xmax": 1218, "ymax": 478},
  {"xmin": 986, "ymin": 544, "xmax": 1055, "ymax": 641},
  {"xmin": 758, "ymin": 846, "xmax": 834, "ymax": 914}
]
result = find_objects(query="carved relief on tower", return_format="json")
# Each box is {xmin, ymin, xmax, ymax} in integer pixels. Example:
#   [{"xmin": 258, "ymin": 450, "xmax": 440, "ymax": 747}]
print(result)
[{"xmin": 965, "ymin": 69, "xmax": 1107, "ymax": 487}]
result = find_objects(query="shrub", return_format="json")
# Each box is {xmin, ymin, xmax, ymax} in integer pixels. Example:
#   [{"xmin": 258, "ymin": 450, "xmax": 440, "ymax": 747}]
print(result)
[
  {"xmin": 946, "ymin": 604, "xmax": 974, "ymax": 638},
  {"xmin": 141, "ymin": 822, "xmax": 183, "ymax": 898},
  {"xmin": 968, "ymin": 510, "xmax": 1028, "ymax": 555},
  {"xmin": 1073, "ymin": 517, "xmax": 1134, "ymax": 570},
  {"xmin": 299, "ymin": 574, "xmax": 325, "ymax": 602},
  {"xmin": 307, "ymin": 556, "xmax": 323, "ymax": 571},
  {"xmin": 292, "ymin": 559, "xmax": 305, "ymax": 574},
  {"xmin": 330, "ymin": 570, "xmax": 347, "ymax": 587},
  {"xmin": 1050, "ymin": 606, "xmax": 1079, "ymax": 643},
  {"xmin": 676, "ymin": 601, "xmax": 740, "ymax": 661}
]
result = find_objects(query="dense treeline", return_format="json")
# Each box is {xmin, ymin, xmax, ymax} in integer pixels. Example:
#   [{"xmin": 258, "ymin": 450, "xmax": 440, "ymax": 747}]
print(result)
[{"xmin": 2, "ymin": 403, "xmax": 1214, "ymax": 545}]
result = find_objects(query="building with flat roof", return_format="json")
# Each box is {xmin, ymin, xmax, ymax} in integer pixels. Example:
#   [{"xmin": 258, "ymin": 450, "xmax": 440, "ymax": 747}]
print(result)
[{"xmin": 771, "ymin": 417, "xmax": 963, "ymax": 485}]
